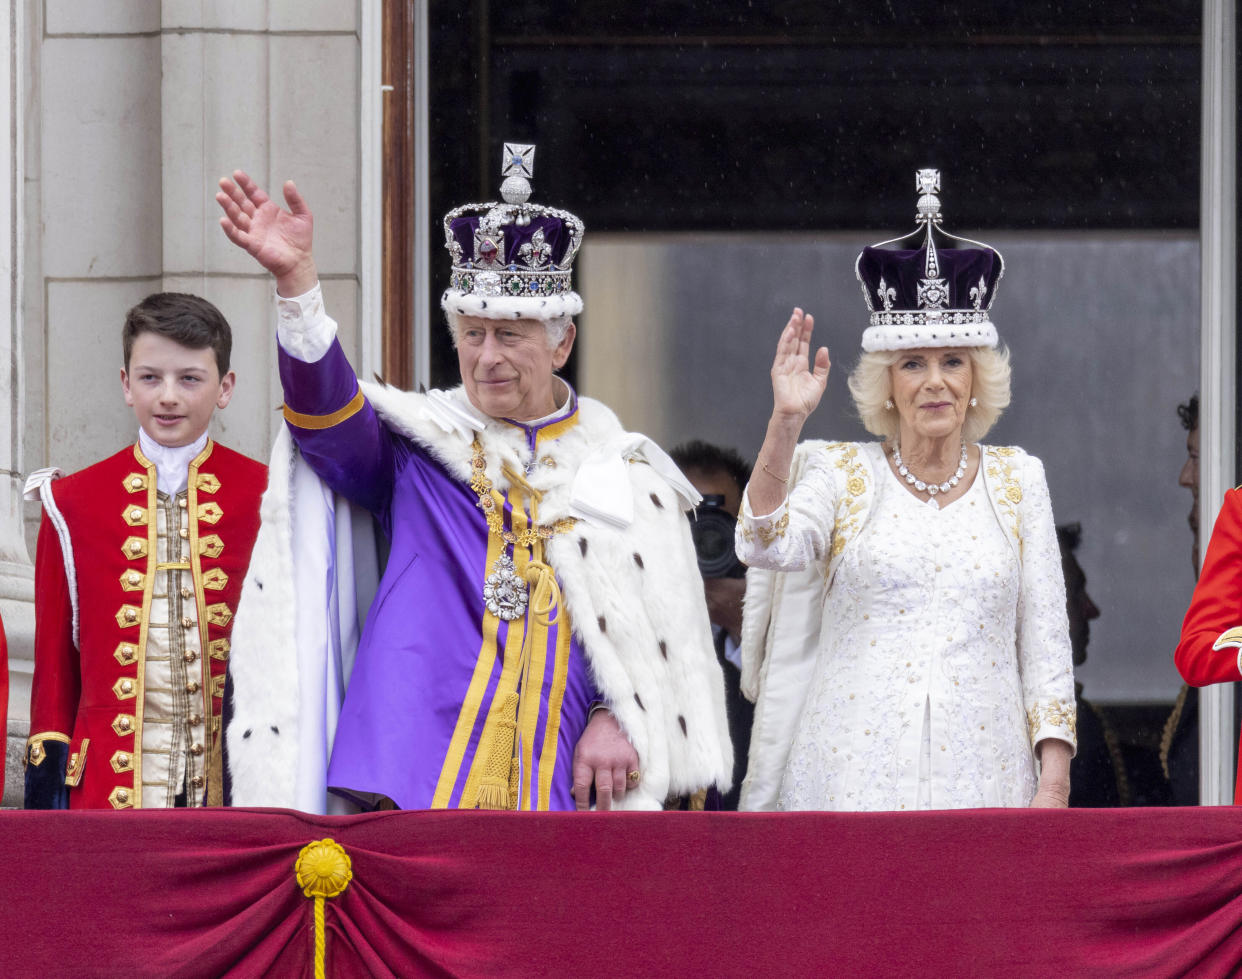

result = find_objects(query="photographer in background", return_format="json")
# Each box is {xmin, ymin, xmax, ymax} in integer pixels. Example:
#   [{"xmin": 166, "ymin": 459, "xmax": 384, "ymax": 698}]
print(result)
[
  {"xmin": 671, "ymin": 440, "xmax": 753, "ymax": 810},
  {"xmin": 1163, "ymin": 393, "xmax": 1200, "ymax": 804}
]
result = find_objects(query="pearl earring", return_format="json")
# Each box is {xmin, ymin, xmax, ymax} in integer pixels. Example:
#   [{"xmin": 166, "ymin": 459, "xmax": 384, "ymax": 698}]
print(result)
[
  {"xmin": 884, "ymin": 399, "xmax": 894, "ymax": 410},
  {"xmin": 969, "ymin": 397, "xmax": 978, "ymax": 408}
]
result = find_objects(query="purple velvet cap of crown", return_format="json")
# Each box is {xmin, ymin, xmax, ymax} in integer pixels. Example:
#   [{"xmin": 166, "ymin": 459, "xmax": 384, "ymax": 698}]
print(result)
[
  {"xmin": 857, "ymin": 243, "xmax": 1002, "ymax": 351},
  {"xmin": 446, "ymin": 214, "xmax": 575, "ymax": 268},
  {"xmin": 858, "ymin": 245, "xmax": 1001, "ymax": 314}
]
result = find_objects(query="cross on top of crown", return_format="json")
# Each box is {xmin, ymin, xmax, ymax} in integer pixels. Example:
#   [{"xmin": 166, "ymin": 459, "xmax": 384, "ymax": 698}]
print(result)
[
  {"xmin": 502, "ymin": 143, "xmax": 535, "ymax": 180},
  {"xmin": 500, "ymin": 143, "xmax": 536, "ymax": 209},
  {"xmin": 915, "ymin": 168, "xmax": 942, "ymax": 223}
]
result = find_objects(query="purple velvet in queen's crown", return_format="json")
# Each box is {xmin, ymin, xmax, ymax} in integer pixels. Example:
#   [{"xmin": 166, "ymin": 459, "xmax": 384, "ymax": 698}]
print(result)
[
  {"xmin": 448, "ymin": 215, "xmax": 573, "ymax": 268},
  {"xmin": 857, "ymin": 244, "xmax": 1001, "ymax": 312}
]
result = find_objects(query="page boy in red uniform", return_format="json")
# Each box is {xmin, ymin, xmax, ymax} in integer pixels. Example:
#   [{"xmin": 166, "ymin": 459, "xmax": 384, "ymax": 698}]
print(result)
[{"xmin": 24, "ymin": 294, "xmax": 267, "ymax": 809}]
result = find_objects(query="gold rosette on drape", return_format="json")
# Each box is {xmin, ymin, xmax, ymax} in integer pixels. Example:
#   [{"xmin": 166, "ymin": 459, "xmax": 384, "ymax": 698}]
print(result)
[{"xmin": 295, "ymin": 838, "xmax": 353, "ymax": 979}]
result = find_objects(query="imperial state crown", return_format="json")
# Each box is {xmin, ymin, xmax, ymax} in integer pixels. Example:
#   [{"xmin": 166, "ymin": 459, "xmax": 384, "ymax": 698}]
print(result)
[{"xmin": 441, "ymin": 142, "xmax": 585, "ymax": 322}]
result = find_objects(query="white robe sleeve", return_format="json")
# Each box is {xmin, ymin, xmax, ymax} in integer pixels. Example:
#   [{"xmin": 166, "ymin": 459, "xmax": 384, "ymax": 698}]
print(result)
[
  {"xmin": 735, "ymin": 441, "xmax": 842, "ymax": 811},
  {"xmin": 1013, "ymin": 454, "xmax": 1078, "ymax": 754},
  {"xmin": 735, "ymin": 446, "xmax": 840, "ymax": 572}
]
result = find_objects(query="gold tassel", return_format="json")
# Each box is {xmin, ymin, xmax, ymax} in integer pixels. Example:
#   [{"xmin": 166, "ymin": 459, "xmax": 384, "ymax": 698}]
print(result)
[
  {"xmin": 475, "ymin": 691, "xmax": 520, "ymax": 809},
  {"xmin": 508, "ymin": 753, "xmax": 522, "ymax": 809}
]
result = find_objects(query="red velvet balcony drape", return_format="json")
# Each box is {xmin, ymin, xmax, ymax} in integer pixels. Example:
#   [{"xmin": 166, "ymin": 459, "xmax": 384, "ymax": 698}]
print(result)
[{"xmin": 4, "ymin": 807, "xmax": 1242, "ymax": 977}]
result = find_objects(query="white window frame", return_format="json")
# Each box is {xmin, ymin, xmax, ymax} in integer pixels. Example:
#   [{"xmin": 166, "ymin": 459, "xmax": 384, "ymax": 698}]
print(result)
[
  {"xmin": 359, "ymin": 0, "xmax": 430, "ymax": 386},
  {"xmin": 1198, "ymin": 0, "xmax": 1237, "ymax": 806}
]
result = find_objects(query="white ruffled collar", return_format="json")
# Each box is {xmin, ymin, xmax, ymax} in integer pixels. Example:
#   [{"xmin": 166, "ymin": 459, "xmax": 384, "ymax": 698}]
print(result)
[{"xmin": 138, "ymin": 428, "xmax": 208, "ymax": 496}]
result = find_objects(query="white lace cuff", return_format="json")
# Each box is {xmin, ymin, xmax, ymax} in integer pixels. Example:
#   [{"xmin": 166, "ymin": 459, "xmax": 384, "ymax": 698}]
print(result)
[
  {"xmin": 737, "ymin": 499, "xmax": 791, "ymax": 550},
  {"xmin": 741, "ymin": 490, "xmax": 787, "ymax": 524},
  {"xmin": 276, "ymin": 281, "xmax": 337, "ymax": 363}
]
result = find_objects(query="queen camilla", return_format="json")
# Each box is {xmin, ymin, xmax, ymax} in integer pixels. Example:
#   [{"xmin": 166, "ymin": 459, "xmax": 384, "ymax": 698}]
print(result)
[{"xmin": 736, "ymin": 171, "xmax": 1076, "ymax": 812}]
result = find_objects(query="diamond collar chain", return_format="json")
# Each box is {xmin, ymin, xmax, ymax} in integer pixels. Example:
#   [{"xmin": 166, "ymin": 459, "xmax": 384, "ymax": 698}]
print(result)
[
  {"xmin": 892, "ymin": 438, "xmax": 968, "ymax": 498},
  {"xmin": 469, "ymin": 439, "xmax": 577, "ymax": 548}
]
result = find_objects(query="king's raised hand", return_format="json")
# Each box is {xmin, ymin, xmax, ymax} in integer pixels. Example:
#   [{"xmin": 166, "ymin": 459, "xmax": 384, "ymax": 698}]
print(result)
[
  {"xmin": 217, "ymin": 170, "xmax": 318, "ymax": 297},
  {"xmin": 770, "ymin": 308, "xmax": 831, "ymax": 421}
]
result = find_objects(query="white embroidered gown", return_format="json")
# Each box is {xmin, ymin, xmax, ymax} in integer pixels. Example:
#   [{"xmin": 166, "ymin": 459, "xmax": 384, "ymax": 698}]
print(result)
[{"xmin": 737, "ymin": 442, "xmax": 1075, "ymax": 811}]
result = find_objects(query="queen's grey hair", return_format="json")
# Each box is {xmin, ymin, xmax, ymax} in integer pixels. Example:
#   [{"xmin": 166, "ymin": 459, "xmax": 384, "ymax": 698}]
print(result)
[
  {"xmin": 847, "ymin": 346, "xmax": 1012, "ymax": 443},
  {"xmin": 445, "ymin": 309, "xmax": 572, "ymax": 350}
]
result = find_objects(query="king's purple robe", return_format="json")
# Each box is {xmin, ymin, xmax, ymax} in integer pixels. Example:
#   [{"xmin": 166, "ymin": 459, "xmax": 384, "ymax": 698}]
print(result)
[{"xmin": 281, "ymin": 340, "xmax": 599, "ymax": 810}]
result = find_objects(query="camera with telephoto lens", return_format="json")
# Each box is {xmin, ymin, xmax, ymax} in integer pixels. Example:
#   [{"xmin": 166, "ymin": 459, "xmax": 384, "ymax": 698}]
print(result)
[{"xmin": 688, "ymin": 494, "xmax": 746, "ymax": 579}]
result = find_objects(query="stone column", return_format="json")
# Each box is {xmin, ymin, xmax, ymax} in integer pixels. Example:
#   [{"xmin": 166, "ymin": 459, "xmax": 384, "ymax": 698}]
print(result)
[{"xmin": 1, "ymin": 0, "xmax": 33, "ymax": 805}]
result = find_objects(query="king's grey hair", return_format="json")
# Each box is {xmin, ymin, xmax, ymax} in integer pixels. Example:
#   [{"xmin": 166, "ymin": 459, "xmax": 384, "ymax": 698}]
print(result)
[{"xmin": 445, "ymin": 310, "xmax": 572, "ymax": 350}]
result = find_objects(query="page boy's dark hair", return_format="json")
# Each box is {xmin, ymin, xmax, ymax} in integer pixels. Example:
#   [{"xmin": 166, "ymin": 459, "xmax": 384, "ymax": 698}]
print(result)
[{"xmin": 122, "ymin": 293, "xmax": 233, "ymax": 375}]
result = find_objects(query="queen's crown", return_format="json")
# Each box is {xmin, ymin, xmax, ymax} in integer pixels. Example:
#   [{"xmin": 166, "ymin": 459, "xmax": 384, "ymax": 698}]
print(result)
[{"xmin": 855, "ymin": 169, "xmax": 1004, "ymax": 352}]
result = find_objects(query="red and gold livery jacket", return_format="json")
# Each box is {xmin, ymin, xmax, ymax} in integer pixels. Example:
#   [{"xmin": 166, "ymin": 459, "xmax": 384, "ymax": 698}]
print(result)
[
  {"xmin": 25, "ymin": 440, "xmax": 266, "ymax": 809},
  {"xmin": 1176, "ymin": 486, "xmax": 1242, "ymax": 804}
]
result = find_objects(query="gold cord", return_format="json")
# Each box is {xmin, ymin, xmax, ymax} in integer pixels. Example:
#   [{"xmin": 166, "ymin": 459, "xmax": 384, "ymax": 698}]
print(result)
[
  {"xmin": 469, "ymin": 439, "xmax": 574, "ymax": 809},
  {"xmin": 294, "ymin": 839, "xmax": 352, "ymax": 978}
]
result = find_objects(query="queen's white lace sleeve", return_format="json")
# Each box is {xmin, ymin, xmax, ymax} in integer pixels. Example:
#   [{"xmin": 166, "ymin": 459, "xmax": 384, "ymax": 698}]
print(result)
[
  {"xmin": 735, "ymin": 443, "xmax": 842, "ymax": 572},
  {"xmin": 1012, "ymin": 453, "xmax": 1077, "ymax": 753}
]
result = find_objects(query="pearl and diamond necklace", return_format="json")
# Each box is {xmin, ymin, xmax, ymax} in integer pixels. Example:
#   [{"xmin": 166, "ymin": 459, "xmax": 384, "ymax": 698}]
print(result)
[{"xmin": 892, "ymin": 438, "xmax": 968, "ymax": 506}]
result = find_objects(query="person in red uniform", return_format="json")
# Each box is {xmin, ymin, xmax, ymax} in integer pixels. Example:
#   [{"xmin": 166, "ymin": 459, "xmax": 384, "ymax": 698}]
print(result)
[
  {"xmin": 1174, "ymin": 467, "xmax": 1242, "ymax": 804},
  {"xmin": 24, "ymin": 293, "xmax": 266, "ymax": 809}
]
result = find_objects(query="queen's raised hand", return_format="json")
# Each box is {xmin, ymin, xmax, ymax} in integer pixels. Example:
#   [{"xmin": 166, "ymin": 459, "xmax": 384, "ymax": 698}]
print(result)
[
  {"xmin": 770, "ymin": 307, "xmax": 831, "ymax": 421},
  {"xmin": 746, "ymin": 308, "xmax": 832, "ymax": 515}
]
